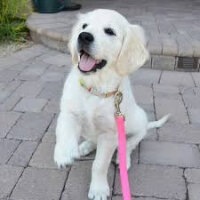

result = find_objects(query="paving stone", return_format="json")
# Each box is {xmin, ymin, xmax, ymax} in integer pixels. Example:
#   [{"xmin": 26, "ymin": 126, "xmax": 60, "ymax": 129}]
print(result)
[
  {"xmin": 47, "ymin": 114, "xmax": 57, "ymax": 132},
  {"xmin": 160, "ymin": 71, "xmax": 194, "ymax": 87},
  {"xmin": 43, "ymin": 99, "xmax": 59, "ymax": 113},
  {"xmin": 158, "ymin": 123, "xmax": 200, "ymax": 144},
  {"xmin": 140, "ymin": 141, "xmax": 200, "ymax": 168},
  {"xmin": 185, "ymin": 169, "xmax": 200, "ymax": 184},
  {"xmin": 192, "ymin": 73, "xmax": 200, "ymax": 86},
  {"xmin": 0, "ymin": 56, "xmax": 21, "ymax": 69},
  {"xmin": 0, "ymin": 165, "xmax": 23, "ymax": 199},
  {"xmin": 0, "ymin": 70, "xmax": 19, "ymax": 82},
  {"xmin": 14, "ymin": 97, "xmax": 47, "ymax": 112},
  {"xmin": 0, "ymin": 112, "xmax": 21, "ymax": 138},
  {"xmin": 42, "ymin": 131, "xmax": 56, "ymax": 143},
  {"xmin": 155, "ymin": 96, "xmax": 189, "ymax": 124},
  {"xmin": 11, "ymin": 167, "xmax": 67, "ymax": 200},
  {"xmin": 40, "ymin": 71, "xmax": 65, "ymax": 82},
  {"xmin": 153, "ymin": 84, "xmax": 179, "ymax": 99},
  {"xmin": 182, "ymin": 94, "xmax": 200, "ymax": 109},
  {"xmin": 133, "ymin": 85, "xmax": 153, "ymax": 105},
  {"xmin": 188, "ymin": 184, "xmax": 200, "ymax": 200},
  {"xmin": 14, "ymin": 81, "xmax": 44, "ymax": 97},
  {"xmin": 112, "ymin": 196, "xmax": 170, "ymax": 200},
  {"xmin": 43, "ymin": 53, "xmax": 69, "ymax": 67},
  {"xmin": 152, "ymin": 55, "xmax": 175, "ymax": 70},
  {"xmin": 114, "ymin": 164, "xmax": 186, "ymax": 200},
  {"xmin": 188, "ymin": 108, "xmax": 200, "ymax": 124},
  {"xmin": 18, "ymin": 65, "xmax": 47, "ymax": 81},
  {"xmin": 0, "ymin": 139, "xmax": 20, "ymax": 164},
  {"xmin": 8, "ymin": 112, "xmax": 53, "ymax": 141},
  {"xmin": 0, "ymin": 94, "xmax": 21, "ymax": 111},
  {"xmin": 130, "ymin": 69, "xmax": 161, "ymax": 85},
  {"xmin": 62, "ymin": 161, "xmax": 114, "ymax": 200},
  {"xmin": 38, "ymin": 82, "xmax": 63, "ymax": 100},
  {"xmin": 8, "ymin": 141, "xmax": 38, "ymax": 167},
  {"xmin": 30, "ymin": 141, "xmax": 59, "ymax": 169},
  {"xmin": 12, "ymin": 45, "xmax": 46, "ymax": 61}
]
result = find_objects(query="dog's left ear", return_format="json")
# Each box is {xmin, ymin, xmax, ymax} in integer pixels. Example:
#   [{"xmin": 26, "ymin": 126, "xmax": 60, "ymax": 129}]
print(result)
[
  {"xmin": 68, "ymin": 14, "xmax": 84, "ymax": 64},
  {"xmin": 115, "ymin": 25, "xmax": 149, "ymax": 76}
]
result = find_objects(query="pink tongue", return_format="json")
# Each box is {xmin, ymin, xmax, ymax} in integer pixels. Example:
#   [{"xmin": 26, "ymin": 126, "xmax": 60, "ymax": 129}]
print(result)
[{"xmin": 79, "ymin": 54, "xmax": 96, "ymax": 71}]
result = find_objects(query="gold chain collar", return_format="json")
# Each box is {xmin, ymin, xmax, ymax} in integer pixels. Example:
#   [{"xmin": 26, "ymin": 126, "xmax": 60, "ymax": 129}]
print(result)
[{"xmin": 79, "ymin": 78, "xmax": 119, "ymax": 98}]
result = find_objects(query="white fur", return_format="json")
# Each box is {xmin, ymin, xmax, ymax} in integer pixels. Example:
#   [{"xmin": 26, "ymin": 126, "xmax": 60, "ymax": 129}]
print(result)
[{"xmin": 54, "ymin": 9, "xmax": 169, "ymax": 200}]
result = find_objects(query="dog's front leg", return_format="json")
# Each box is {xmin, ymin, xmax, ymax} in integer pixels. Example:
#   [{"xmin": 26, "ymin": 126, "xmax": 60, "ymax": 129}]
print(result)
[
  {"xmin": 54, "ymin": 112, "xmax": 81, "ymax": 168},
  {"xmin": 88, "ymin": 134, "xmax": 117, "ymax": 200}
]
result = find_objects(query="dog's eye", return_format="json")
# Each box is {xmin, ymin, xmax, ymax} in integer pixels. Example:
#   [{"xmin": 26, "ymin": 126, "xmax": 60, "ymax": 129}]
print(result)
[
  {"xmin": 104, "ymin": 28, "xmax": 116, "ymax": 36},
  {"xmin": 82, "ymin": 23, "xmax": 88, "ymax": 29}
]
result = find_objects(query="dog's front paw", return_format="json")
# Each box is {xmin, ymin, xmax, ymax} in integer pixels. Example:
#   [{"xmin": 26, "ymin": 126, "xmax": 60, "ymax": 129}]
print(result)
[
  {"xmin": 54, "ymin": 141, "xmax": 80, "ymax": 168},
  {"xmin": 88, "ymin": 180, "xmax": 110, "ymax": 200}
]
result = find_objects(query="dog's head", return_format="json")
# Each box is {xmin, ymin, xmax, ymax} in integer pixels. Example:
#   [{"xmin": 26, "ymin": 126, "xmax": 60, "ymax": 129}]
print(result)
[{"xmin": 69, "ymin": 9, "xmax": 149, "ymax": 76}]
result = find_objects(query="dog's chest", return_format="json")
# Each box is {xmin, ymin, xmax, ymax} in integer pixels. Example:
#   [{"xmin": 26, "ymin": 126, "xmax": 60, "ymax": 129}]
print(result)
[{"xmin": 80, "ymin": 97, "xmax": 116, "ymax": 138}]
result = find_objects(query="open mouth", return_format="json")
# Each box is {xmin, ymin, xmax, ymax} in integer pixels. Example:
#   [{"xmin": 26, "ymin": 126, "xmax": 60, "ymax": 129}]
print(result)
[{"xmin": 78, "ymin": 50, "xmax": 107, "ymax": 73}]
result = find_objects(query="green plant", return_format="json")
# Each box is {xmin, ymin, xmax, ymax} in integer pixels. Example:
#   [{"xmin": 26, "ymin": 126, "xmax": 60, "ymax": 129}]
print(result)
[{"xmin": 0, "ymin": 0, "xmax": 32, "ymax": 42}]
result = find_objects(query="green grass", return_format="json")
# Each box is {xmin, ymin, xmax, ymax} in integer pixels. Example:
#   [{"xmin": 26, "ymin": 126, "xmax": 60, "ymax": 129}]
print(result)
[{"xmin": 0, "ymin": 0, "xmax": 32, "ymax": 43}]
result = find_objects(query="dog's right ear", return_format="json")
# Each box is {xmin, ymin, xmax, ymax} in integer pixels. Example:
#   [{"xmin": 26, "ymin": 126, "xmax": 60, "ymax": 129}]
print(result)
[
  {"xmin": 115, "ymin": 25, "xmax": 149, "ymax": 76},
  {"xmin": 68, "ymin": 14, "xmax": 84, "ymax": 64}
]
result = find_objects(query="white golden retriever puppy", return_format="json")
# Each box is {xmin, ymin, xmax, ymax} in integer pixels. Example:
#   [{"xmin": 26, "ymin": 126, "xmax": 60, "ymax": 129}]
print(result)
[{"xmin": 54, "ymin": 9, "xmax": 169, "ymax": 200}]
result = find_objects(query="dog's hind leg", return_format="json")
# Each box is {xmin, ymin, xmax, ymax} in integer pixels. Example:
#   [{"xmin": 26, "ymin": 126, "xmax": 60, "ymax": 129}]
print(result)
[
  {"xmin": 115, "ymin": 130, "xmax": 147, "ymax": 170},
  {"xmin": 79, "ymin": 140, "xmax": 96, "ymax": 156}
]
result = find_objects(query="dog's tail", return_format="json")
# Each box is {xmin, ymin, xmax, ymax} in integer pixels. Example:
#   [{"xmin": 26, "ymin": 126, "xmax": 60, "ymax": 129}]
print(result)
[{"xmin": 147, "ymin": 114, "xmax": 170, "ymax": 130}]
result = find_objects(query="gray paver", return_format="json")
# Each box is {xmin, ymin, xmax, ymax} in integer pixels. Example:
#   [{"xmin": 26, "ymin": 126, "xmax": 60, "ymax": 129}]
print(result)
[
  {"xmin": 14, "ymin": 97, "xmax": 47, "ymax": 112},
  {"xmin": 0, "ymin": 139, "xmax": 20, "ymax": 164},
  {"xmin": 0, "ymin": 112, "xmax": 21, "ymax": 138},
  {"xmin": 14, "ymin": 81, "xmax": 44, "ymax": 98},
  {"xmin": 192, "ymin": 73, "xmax": 200, "ymax": 86},
  {"xmin": 0, "ymin": 165, "xmax": 23, "ymax": 198},
  {"xmin": 38, "ymin": 82, "xmax": 63, "ymax": 100},
  {"xmin": 160, "ymin": 71, "xmax": 194, "ymax": 87},
  {"xmin": 152, "ymin": 55, "xmax": 175, "ymax": 70},
  {"xmin": 114, "ymin": 164, "xmax": 186, "ymax": 200},
  {"xmin": 188, "ymin": 108, "xmax": 200, "ymax": 124},
  {"xmin": 18, "ymin": 65, "xmax": 47, "ymax": 81},
  {"xmin": 0, "ymin": 94, "xmax": 21, "ymax": 111},
  {"xmin": 140, "ymin": 141, "xmax": 200, "ymax": 168},
  {"xmin": 62, "ymin": 161, "xmax": 114, "ymax": 200},
  {"xmin": 40, "ymin": 71, "xmax": 65, "ymax": 82},
  {"xmin": 158, "ymin": 123, "xmax": 200, "ymax": 144},
  {"xmin": 8, "ymin": 141, "xmax": 38, "ymax": 167},
  {"xmin": 43, "ymin": 99, "xmax": 59, "ymax": 113},
  {"xmin": 185, "ymin": 169, "xmax": 200, "ymax": 184},
  {"xmin": 112, "ymin": 197, "xmax": 171, "ymax": 200},
  {"xmin": 155, "ymin": 96, "xmax": 189, "ymax": 124},
  {"xmin": 43, "ymin": 53, "xmax": 69, "ymax": 67},
  {"xmin": 188, "ymin": 184, "xmax": 200, "ymax": 200},
  {"xmin": 133, "ymin": 85, "xmax": 153, "ymax": 105},
  {"xmin": 30, "ymin": 141, "xmax": 59, "ymax": 169},
  {"xmin": 11, "ymin": 167, "xmax": 67, "ymax": 200},
  {"xmin": 8, "ymin": 112, "xmax": 53, "ymax": 141},
  {"xmin": 0, "ymin": 70, "xmax": 19, "ymax": 82},
  {"xmin": 131, "ymin": 69, "xmax": 161, "ymax": 85}
]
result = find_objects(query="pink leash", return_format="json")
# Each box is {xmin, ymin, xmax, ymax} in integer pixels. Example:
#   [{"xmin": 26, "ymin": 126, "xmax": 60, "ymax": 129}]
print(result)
[{"xmin": 115, "ymin": 92, "xmax": 132, "ymax": 200}]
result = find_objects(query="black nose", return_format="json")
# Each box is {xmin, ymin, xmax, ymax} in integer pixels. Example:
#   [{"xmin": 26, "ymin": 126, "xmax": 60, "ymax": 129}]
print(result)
[{"xmin": 78, "ymin": 32, "xmax": 94, "ymax": 45}]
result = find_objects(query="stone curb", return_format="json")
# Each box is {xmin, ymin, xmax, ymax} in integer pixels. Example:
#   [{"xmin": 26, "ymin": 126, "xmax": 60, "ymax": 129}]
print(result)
[{"xmin": 27, "ymin": 14, "xmax": 200, "ymax": 71}]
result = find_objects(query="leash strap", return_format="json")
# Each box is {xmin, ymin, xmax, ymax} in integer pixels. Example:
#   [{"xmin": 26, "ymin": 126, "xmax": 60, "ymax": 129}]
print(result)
[{"xmin": 115, "ymin": 92, "xmax": 132, "ymax": 200}]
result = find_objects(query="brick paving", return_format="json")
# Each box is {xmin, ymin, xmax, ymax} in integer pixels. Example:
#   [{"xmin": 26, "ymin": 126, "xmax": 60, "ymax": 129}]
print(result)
[
  {"xmin": 0, "ymin": 44, "xmax": 200, "ymax": 199},
  {"xmin": 27, "ymin": 0, "xmax": 200, "ymax": 66}
]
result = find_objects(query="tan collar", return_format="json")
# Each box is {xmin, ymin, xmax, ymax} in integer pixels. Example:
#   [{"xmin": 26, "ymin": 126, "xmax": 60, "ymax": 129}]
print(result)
[{"xmin": 79, "ymin": 78, "xmax": 118, "ymax": 98}]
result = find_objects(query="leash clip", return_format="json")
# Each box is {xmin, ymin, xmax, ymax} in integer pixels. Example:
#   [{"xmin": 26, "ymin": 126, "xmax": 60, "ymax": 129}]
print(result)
[{"xmin": 114, "ymin": 91, "xmax": 124, "ymax": 117}]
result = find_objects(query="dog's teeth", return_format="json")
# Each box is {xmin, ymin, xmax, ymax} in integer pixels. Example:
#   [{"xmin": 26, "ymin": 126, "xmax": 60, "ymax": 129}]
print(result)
[{"xmin": 96, "ymin": 60, "xmax": 101, "ymax": 64}]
